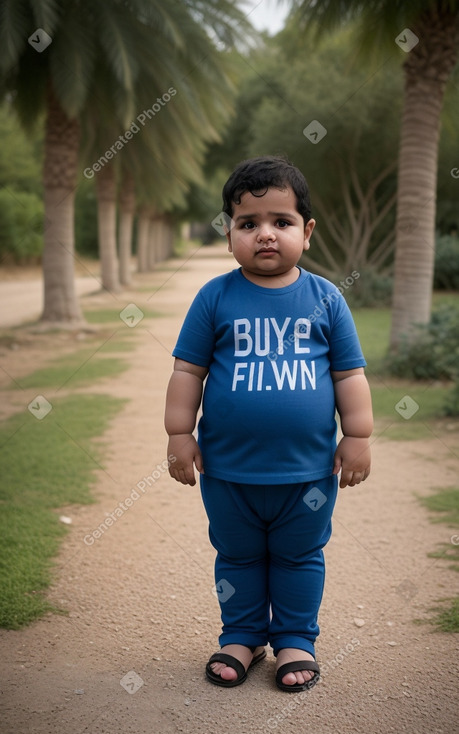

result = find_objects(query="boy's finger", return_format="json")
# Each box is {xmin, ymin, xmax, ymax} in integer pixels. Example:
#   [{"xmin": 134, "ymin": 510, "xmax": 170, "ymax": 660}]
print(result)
[
  {"xmin": 332, "ymin": 455, "xmax": 342, "ymax": 475},
  {"xmin": 339, "ymin": 468, "xmax": 352, "ymax": 487},
  {"xmin": 195, "ymin": 451, "xmax": 204, "ymax": 474}
]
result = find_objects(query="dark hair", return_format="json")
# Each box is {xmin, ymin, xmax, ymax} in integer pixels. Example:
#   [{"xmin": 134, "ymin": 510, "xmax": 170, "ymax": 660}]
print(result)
[{"xmin": 222, "ymin": 155, "xmax": 312, "ymax": 223}]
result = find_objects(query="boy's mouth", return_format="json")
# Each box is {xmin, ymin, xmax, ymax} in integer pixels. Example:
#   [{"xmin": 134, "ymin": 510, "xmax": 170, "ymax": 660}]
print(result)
[{"xmin": 256, "ymin": 247, "xmax": 278, "ymax": 255}]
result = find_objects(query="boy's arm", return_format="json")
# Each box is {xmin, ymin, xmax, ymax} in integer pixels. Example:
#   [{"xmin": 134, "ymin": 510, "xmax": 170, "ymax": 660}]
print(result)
[
  {"xmin": 165, "ymin": 358, "xmax": 208, "ymax": 486},
  {"xmin": 331, "ymin": 367, "xmax": 373, "ymax": 488}
]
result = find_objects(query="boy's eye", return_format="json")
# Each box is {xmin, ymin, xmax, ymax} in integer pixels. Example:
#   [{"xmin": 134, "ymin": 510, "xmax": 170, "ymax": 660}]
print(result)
[
  {"xmin": 241, "ymin": 222, "xmax": 255, "ymax": 229},
  {"xmin": 277, "ymin": 220, "xmax": 290, "ymax": 228}
]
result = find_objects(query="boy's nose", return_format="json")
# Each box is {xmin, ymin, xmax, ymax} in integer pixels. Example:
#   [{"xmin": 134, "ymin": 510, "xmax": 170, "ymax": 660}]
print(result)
[{"xmin": 257, "ymin": 225, "xmax": 275, "ymax": 241}]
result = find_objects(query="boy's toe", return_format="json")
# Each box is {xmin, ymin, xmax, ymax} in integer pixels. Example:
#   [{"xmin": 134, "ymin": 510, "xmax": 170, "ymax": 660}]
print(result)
[
  {"xmin": 210, "ymin": 661, "xmax": 238, "ymax": 681},
  {"xmin": 281, "ymin": 670, "xmax": 299, "ymax": 686},
  {"xmin": 281, "ymin": 669, "xmax": 314, "ymax": 686}
]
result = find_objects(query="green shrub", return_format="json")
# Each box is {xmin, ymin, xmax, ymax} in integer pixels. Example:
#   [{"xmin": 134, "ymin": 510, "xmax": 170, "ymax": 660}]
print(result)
[
  {"xmin": 338, "ymin": 267, "xmax": 393, "ymax": 308},
  {"xmin": 0, "ymin": 188, "xmax": 43, "ymax": 262},
  {"xmin": 434, "ymin": 235, "xmax": 459, "ymax": 291},
  {"xmin": 388, "ymin": 305, "xmax": 459, "ymax": 380},
  {"xmin": 386, "ymin": 305, "xmax": 459, "ymax": 415}
]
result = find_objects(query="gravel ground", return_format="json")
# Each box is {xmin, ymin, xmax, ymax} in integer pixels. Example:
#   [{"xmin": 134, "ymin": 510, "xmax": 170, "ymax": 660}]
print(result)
[{"xmin": 0, "ymin": 244, "xmax": 458, "ymax": 734}]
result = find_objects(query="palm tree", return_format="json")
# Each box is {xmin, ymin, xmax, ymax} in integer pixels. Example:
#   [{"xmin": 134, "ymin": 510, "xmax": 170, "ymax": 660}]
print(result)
[
  {"xmin": 0, "ymin": 0, "xmax": 248, "ymax": 325},
  {"xmin": 288, "ymin": 0, "xmax": 459, "ymax": 348},
  {"xmin": 118, "ymin": 174, "xmax": 136, "ymax": 286}
]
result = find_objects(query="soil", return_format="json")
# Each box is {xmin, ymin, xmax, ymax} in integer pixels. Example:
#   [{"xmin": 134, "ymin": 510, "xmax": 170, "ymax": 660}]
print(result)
[{"xmin": 0, "ymin": 244, "xmax": 458, "ymax": 734}]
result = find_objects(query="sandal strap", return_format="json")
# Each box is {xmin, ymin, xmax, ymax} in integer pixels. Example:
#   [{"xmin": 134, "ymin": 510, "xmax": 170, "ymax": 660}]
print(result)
[
  {"xmin": 276, "ymin": 660, "xmax": 320, "ymax": 683},
  {"xmin": 207, "ymin": 652, "xmax": 246, "ymax": 680}
]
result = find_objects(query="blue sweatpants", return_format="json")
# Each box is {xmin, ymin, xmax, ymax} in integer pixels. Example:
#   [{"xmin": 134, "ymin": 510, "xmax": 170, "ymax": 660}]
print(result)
[{"xmin": 200, "ymin": 474, "xmax": 338, "ymax": 658}]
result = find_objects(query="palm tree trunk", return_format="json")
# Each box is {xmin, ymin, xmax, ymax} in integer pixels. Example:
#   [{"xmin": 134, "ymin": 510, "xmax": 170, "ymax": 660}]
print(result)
[
  {"xmin": 390, "ymin": 7, "xmax": 459, "ymax": 349},
  {"xmin": 162, "ymin": 215, "xmax": 175, "ymax": 259},
  {"xmin": 147, "ymin": 212, "xmax": 158, "ymax": 270},
  {"xmin": 41, "ymin": 85, "xmax": 83, "ymax": 324},
  {"xmin": 137, "ymin": 208, "xmax": 150, "ymax": 272},
  {"xmin": 95, "ymin": 163, "xmax": 120, "ymax": 293},
  {"xmin": 119, "ymin": 176, "xmax": 136, "ymax": 286}
]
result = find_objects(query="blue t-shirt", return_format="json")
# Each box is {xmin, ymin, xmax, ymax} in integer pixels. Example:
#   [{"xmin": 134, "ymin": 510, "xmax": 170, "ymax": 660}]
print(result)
[{"xmin": 172, "ymin": 267, "xmax": 366, "ymax": 484}]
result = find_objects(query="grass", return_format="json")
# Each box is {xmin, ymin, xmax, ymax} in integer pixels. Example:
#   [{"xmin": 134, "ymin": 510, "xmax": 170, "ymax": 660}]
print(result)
[
  {"xmin": 419, "ymin": 487, "xmax": 459, "ymax": 571},
  {"xmin": 352, "ymin": 306, "xmax": 458, "ymax": 439},
  {"xmin": 352, "ymin": 307, "xmax": 390, "ymax": 373},
  {"xmin": 83, "ymin": 307, "xmax": 162, "ymax": 323},
  {"xmin": 416, "ymin": 486, "xmax": 459, "ymax": 631},
  {"xmin": 429, "ymin": 599, "xmax": 459, "ymax": 632},
  {"xmin": 0, "ymin": 292, "xmax": 165, "ymax": 628},
  {"xmin": 356, "ymin": 303, "xmax": 459, "ymax": 630},
  {"xmin": 13, "ymin": 348, "xmax": 128, "ymax": 390},
  {"xmin": 0, "ymin": 393, "xmax": 126, "ymax": 629},
  {"xmin": 419, "ymin": 487, "xmax": 459, "ymax": 525},
  {"xmin": 0, "ymin": 298, "xmax": 144, "ymax": 627}
]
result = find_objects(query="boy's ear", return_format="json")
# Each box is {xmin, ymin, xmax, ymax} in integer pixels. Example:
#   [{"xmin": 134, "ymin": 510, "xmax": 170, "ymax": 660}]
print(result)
[
  {"xmin": 303, "ymin": 218, "xmax": 315, "ymax": 252},
  {"xmin": 225, "ymin": 229, "xmax": 232, "ymax": 252}
]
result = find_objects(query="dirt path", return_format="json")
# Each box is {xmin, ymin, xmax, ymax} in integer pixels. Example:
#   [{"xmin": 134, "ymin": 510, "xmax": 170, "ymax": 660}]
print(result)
[
  {"xmin": 0, "ymin": 277, "xmax": 102, "ymax": 328},
  {"xmin": 1, "ymin": 245, "xmax": 458, "ymax": 734}
]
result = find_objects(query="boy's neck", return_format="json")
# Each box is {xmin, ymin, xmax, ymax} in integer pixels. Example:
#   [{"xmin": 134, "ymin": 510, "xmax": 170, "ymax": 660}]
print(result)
[{"xmin": 240, "ymin": 266, "xmax": 301, "ymax": 289}]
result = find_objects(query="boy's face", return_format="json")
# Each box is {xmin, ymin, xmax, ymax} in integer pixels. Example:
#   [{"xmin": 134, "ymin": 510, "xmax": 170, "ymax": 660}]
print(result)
[{"xmin": 225, "ymin": 186, "xmax": 315, "ymax": 285}]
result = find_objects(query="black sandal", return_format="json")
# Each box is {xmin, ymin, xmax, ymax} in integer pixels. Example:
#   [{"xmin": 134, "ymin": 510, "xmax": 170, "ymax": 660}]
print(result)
[
  {"xmin": 275, "ymin": 660, "xmax": 320, "ymax": 692},
  {"xmin": 205, "ymin": 646, "xmax": 266, "ymax": 687}
]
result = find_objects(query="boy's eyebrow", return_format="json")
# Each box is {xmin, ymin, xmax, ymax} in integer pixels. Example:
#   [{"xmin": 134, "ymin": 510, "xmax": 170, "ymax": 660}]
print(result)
[{"xmin": 235, "ymin": 211, "xmax": 299, "ymax": 222}]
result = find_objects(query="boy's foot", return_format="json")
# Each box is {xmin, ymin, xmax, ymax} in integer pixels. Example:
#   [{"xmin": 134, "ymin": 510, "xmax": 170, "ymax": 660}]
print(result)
[
  {"xmin": 209, "ymin": 644, "xmax": 265, "ymax": 682},
  {"xmin": 276, "ymin": 648, "xmax": 316, "ymax": 687}
]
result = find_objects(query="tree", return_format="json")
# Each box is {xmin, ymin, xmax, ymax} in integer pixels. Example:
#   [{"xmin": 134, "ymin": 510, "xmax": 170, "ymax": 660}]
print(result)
[
  {"xmin": 0, "ymin": 0, "xmax": 248, "ymax": 324},
  {"xmin": 197, "ymin": 30, "xmax": 402, "ymax": 276},
  {"xmin": 287, "ymin": 0, "xmax": 459, "ymax": 347}
]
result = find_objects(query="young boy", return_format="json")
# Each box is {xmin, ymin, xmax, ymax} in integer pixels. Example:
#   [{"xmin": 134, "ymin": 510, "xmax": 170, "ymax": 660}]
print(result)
[{"xmin": 164, "ymin": 156, "xmax": 373, "ymax": 692}]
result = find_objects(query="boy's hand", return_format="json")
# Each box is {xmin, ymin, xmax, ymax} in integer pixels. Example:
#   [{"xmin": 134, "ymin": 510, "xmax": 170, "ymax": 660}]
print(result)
[
  {"xmin": 333, "ymin": 436, "xmax": 371, "ymax": 488},
  {"xmin": 167, "ymin": 433, "xmax": 203, "ymax": 486}
]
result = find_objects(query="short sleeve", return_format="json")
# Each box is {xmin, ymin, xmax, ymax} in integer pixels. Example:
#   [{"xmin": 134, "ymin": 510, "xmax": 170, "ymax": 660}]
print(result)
[
  {"xmin": 328, "ymin": 295, "xmax": 366, "ymax": 371},
  {"xmin": 172, "ymin": 290, "xmax": 216, "ymax": 367}
]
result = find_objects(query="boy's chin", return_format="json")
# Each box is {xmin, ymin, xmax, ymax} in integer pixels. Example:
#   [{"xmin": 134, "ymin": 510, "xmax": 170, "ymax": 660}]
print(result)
[{"xmin": 242, "ymin": 264, "xmax": 297, "ymax": 278}]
